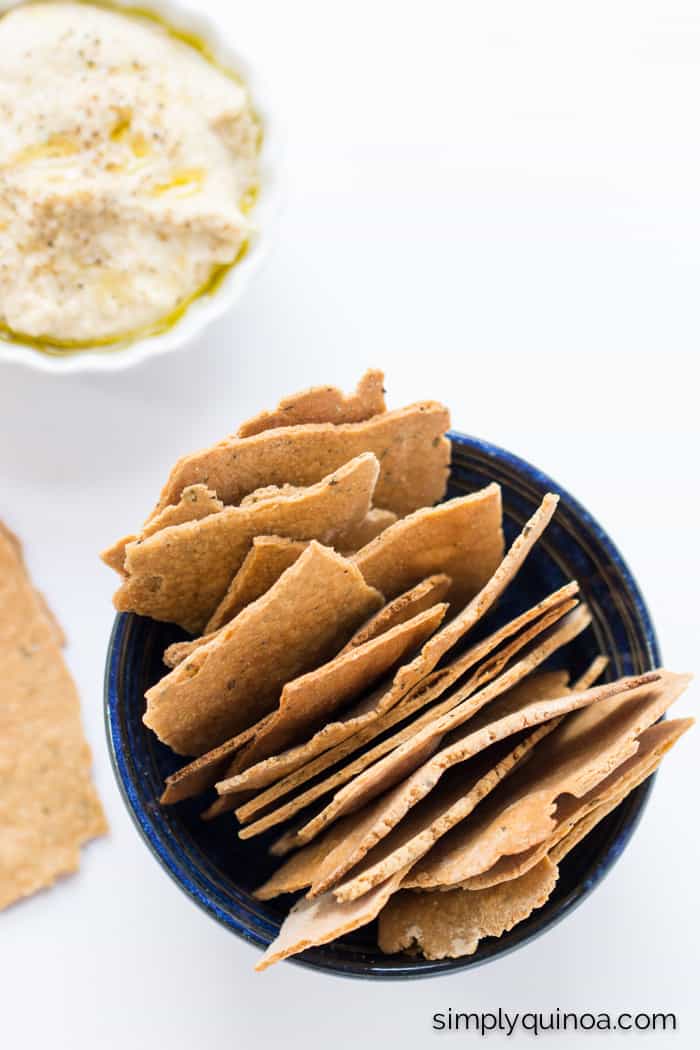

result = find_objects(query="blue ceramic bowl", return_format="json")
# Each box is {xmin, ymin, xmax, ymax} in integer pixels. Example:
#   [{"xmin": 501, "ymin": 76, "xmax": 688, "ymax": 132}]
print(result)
[{"xmin": 105, "ymin": 431, "xmax": 660, "ymax": 978}]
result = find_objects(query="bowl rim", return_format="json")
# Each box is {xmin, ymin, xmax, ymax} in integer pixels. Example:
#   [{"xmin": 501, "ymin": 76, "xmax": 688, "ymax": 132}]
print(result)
[
  {"xmin": 0, "ymin": 0, "xmax": 281, "ymax": 375},
  {"xmin": 104, "ymin": 430, "xmax": 661, "ymax": 978}
]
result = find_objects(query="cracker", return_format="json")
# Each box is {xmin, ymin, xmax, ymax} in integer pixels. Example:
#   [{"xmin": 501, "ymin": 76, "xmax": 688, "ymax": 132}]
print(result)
[
  {"xmin": 462, "ymin": 716, "xmax": 693, "ymax": 890},
  {"xmin": 0, "ymin": 527, "xmax": 107, "ymax": 910},
  {"xmin": 353, "ymin": 485, "xmax": 504, "ymax": 608},
  {"xmin": 340, "ymin": 575, "xmax": 451, "ymax": 654},
  {"xmin": 332, "ymin": 675, "xmax": 570, "ymax": 902},
  {"xmin": 404, "ymin": 668, "xmax": 686, "ymax": 890},
  {"xmin": 239, "ymin": 593, "xmax": 581, "ymax": 839},
  {"xmin": 546, "ymin": 720, "xmax": 693, "ymax": 864},
  {"xmin": 302, "ymin": 652, "xmax": 644, "ymax": 899},
  {"xmin": 165, "ymin": 584, "xmax": 576, "ymax": 813},
  {"xmin": 232, "ymin": 583, "xmax": 578, "ymax": 821},
  {"xmin": 266, "ymin": 605, "xmax": 593, "ymax": 855},
  {"xmin": 114, "ymin": 453, "xmax": 381, "ymax": 632},
  {"xmin": 226, "ymin": 603, "xmax": 448, "ymax": 776},
  {"xmin": 255, "ymin": 866, "xmax": 411, "ymax": 972},
  {"xmin": 143, "ymin": 542, "xmax": 383, "ymax": 755},
  {"xmin": 237, "ymin": 369, "xmax": 386, "ymax": 437},
  {"xmin": 101, "ymin": 485, "xmax": 224, "ymax": 575},
  {"xmin": 148, "ymin": 401, "xmax": 450, "ymax": 521},
  {"xmin": 378, "ymin": 858, "xmax": 559, "ymax": 960},
  {"xmin": 255, "ymin": 678, "xmax": 565, "ymax": 902}
]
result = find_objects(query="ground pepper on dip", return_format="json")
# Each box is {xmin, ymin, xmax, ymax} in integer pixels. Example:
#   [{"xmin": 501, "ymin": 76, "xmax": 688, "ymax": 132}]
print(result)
[{"xmin": 0, "ymin": 2, "xmax": 259, "ymax": 347}]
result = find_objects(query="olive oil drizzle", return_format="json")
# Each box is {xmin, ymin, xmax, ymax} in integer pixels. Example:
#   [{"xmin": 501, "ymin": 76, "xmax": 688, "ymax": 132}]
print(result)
[{"xmin": 0, "ymin": 0, "xmax": 262, "ymax": 356}]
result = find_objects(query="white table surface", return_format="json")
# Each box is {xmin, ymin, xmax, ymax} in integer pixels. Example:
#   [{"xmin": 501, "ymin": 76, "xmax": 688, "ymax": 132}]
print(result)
[{"xmin": 1, "ymin": 1, "xmax": 698, "ymax": 1046}]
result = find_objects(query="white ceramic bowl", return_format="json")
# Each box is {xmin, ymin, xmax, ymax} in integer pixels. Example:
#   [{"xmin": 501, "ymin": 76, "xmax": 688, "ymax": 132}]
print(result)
[{"xmin": 0, "ymin": 0, "xmax": 280, "ymax": 374}]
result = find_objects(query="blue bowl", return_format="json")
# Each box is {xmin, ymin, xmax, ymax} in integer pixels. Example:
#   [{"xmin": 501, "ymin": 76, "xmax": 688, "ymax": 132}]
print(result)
[{"xmin": 105, "ymin": 431, "xmax": 660, "ymax": 978}]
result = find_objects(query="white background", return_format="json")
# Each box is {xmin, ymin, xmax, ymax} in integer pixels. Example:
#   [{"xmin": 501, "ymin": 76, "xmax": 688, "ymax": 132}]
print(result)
[{"xmin": 1, "ymin": 1, "xmax": 698, "ymax": 1046}]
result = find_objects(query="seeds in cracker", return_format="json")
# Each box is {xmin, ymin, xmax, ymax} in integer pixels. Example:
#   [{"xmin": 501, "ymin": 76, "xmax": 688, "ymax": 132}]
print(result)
[
  {"xmin": 143, "ymin": 541, "xmax": 383, "ymax": 755},
  {"xmin": 237, "ymin": 369, "xmax": 387, "ymax": 437},
  {"xmin": 0, "ymin": 524, "xmax": 107, "ymax": 910},
  {"xmin": 114, "ymin": 453, "xmax": 380, "ymax": 633}
]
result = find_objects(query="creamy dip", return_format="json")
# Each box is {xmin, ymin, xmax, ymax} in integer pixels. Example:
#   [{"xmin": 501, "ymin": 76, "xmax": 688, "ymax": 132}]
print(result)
[{"xmin": 0, "ymin": 2, "xmax": 259, "ymax": 346}]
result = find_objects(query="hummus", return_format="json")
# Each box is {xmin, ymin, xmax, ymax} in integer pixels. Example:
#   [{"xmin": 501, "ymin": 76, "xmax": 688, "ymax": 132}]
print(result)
[{"xmin": 0, "ymin": 2, "xmax": 259, "ymax": 347}]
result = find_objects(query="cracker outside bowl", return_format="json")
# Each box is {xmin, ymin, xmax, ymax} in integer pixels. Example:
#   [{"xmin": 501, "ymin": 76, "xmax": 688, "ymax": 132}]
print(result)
[{"xmin": 104, "ymin": 430, "xmax": 661, "ymax": 978}]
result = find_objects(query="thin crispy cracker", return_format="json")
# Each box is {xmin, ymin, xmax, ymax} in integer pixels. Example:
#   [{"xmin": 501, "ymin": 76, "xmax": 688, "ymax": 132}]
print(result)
[
  {"xmin": 231, "ymin": 584, "xmax": 579, "ymax": 821},
  {"xmin": 332, "ymin": 674, "xmax": 571, "ymax": 902},
  {"xmin": 461, "ymin": 716, "xmax": 693, "ymax": 890},
  {"xmin": 546, "ymin": 720, "xmax": 693, "ymax": 864},
  {"xmin": 340, "ymin": 576, "xmax": 451, "ymax": 655},
  {"xmin": 255, "ymin": 678, "xmax": 566, "ymax": 902},
  {"xmin": 303, "ymin": 653, "xmax": 645, "ymax": 899},
  {"xmin": 0, "ymin": 527, "xmax": 107, "ymax": 910},
  {"xmin": 353, "ymin": 485, "xmax": 503, "ymax": 609},
  {"xmin": 228, "ymin": 603, "xmax": 448, "ymax": 775},
  {"xmin": 148, "ymin": 401, "xmax": 450, "ymax": 521},
  {"xmin": 404, "ymin": 669, "xmax": 686, "ymax": 890},
  {"xmin": 255, "ymin": 865, "xmax": 411, "ymax": 972},
  {"xmin": 378, "ymin": 858, "xmax": 559, "ymax": 960},
  {"xmin": 143, "ymin": 542, "xmax": 383, "ymax": 755},
  {"xmin": 266, "ymin": 606, "xmax": 593, "ymax": 855},
  {"xmin": 237, "ymin": 369, "xmax": 386, "ymax": 438},
  {"xmin": 172, "ymin": 585, "xmax": 576, "ymax": 816},
  {"xmin": 238, "ymin": 594, "xmax": 581, "ymax": 838},
  {"xmin": 205, "ymin": 536, "xmax": 309, "ymax": 634},
  {"xmin": 101, "ymin": 485, "xmax": 224, "ymax": 575},
  {"xmin": 114, "ymin": 453, "xmax": 380, "ymax": 633}
]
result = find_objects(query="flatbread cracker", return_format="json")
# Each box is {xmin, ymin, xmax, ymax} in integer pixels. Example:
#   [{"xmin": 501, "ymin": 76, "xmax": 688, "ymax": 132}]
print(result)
[
  {"xmin": 237, "ymin": 369, "xmax": 387, "ymax": 437},
  {"xmin": 353, "ymin": 485, "xmax": 503, "ymax": 608},
  {"xmin": 255, "ymin": 865, "xmax": 411, "ymax": 972},
  {"xmin": 266, "ymin": 605, "xmax": 593, "ymax": 855},
  {"xmin": 0, "ymin": 527, "xmax": 107, "ymax": 910},
  {"xmin": 404, "ymin": 669, "xmax": 686, "ymax": 889},
  {"xmin": 546, "ymin": 719, "xmax": 692, "ymax": 865},
  {"xmin": 302, "ymin": 657, "xmax": 644, "ymax": 899},
  {"xmin": 460, "ymin": 716, "xmax": 693, "ymax": 890},
  {"xmin": 205, "ymin": 536, "xmax": 309, "ymax": 634},
  {"xmin": 237, "ymin": 593, "xmax": 580, "ymax": 837},
  {"xmin": 148, "ymin": 401, "xmax": 450, "ymax": 521},
  {"xmin": 340, "ymin": 576, "xmax": 451, "ymax": 655},
  {"xmin": 332, "ymin": 674, "xmax": 571, "ymax": 902},
  {"xmin": 228, "ymin": 603, "xmax": 448, "ymax": 775},
  {"xmin": 143, "ymin": 542, "xmax": 383, "ymax": 755},
  {"xmin": 114, "ymin": 453, "xmax": 381, "ymax": 632},
  {"xmin": 101, "ymin": 485, "xmax": 224, "ymax": 575},
  {"xmin": 167, "ymin": 585, "xmax": 576, "ymax": 814},
  {"xmin": 378, "ymin": 858, "xmax": 559, "ymax": 960},
  {"xmin": 230, "ymin": 583, "xmax": 579, "ymax": 819}
]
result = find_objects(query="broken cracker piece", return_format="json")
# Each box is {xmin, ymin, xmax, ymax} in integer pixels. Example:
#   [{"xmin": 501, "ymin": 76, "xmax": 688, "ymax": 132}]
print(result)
[
  {"xmin": 148, "ymin": 401, "xmax": 451, "ymax": 521},
  {"xmin": 114, "ymin": 453, "xmax": 380, "ymax": 633},
  {"xmin": 143, "ymin": 541, "xmax": 383, "ymax": 755},
  {"xmin": 353, "ymin": 485, "xmax": 503, "ymax": 609},
  {"xmin": 237, "ymin": 369, "xmax": 387, "ymax": 437}
]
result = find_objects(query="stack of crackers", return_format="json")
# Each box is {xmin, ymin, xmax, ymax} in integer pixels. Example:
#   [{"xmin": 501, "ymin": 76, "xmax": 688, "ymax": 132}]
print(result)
[{"xmin": 102, "ymin": 371, "xmax": 693, "ymax": 970}]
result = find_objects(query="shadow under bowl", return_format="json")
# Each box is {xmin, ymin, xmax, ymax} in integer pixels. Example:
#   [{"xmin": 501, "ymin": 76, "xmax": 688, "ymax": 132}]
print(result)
[{"xmin": 105, "ymin": 430, "xmax": 660, "ymax": 978}]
